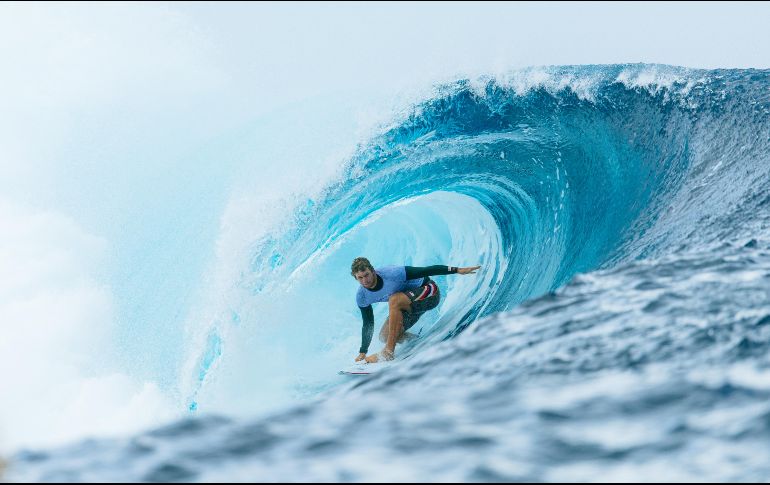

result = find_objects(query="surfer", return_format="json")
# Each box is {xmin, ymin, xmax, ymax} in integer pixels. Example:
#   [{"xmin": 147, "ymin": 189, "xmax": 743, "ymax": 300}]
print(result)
[{"xmin": 351, "ymin": 257, "xmax": 481, "ymax": 363}]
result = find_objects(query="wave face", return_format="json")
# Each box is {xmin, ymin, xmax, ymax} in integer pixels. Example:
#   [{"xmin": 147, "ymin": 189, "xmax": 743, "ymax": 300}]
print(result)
[{"xmin": 9, "ymin": 65, "xmax": 770, "ymax": 481}]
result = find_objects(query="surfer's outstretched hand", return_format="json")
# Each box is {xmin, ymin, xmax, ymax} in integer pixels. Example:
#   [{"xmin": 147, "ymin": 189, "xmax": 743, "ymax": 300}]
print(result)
[{"xmin": 457, "ymin": 265, "xmax": 481, "ymax": 275}]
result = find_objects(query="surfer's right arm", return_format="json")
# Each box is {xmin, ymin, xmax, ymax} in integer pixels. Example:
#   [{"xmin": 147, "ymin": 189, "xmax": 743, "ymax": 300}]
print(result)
[
  {"xmin": 404, "ymin": 265, "xmax": 482, "ymax": 279},
  {"xmin": 356, "ymin": 305, "xmax": 375, "ymax": 361}
]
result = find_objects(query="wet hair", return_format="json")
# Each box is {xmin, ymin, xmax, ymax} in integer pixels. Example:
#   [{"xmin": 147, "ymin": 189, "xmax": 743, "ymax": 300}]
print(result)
[{"xmin": 350, "ymin": 257, "xmax": 374, "ymax": 276}]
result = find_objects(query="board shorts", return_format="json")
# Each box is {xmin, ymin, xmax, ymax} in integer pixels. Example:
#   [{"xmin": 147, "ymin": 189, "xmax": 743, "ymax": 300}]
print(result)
[{"xmin": 402, "ymin": 279, "xmax": 441, "ymax": 330}]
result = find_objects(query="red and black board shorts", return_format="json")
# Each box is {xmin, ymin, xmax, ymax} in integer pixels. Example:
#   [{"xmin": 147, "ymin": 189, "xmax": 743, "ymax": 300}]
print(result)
[{"xmin": 402, "ymin": 279, "xmax": 441, "ymax": 330}]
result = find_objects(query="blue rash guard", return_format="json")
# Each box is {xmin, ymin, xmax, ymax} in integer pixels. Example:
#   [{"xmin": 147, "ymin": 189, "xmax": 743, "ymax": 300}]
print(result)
[{"xmin": 356, "ymin": 265, "xmax": 458, "ymax": 354}]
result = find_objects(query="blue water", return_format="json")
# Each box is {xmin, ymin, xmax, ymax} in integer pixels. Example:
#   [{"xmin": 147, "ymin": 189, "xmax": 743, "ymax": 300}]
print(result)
[{"xmin": 8, "ymin": 64, "xmax": 770, "ymax": 482}]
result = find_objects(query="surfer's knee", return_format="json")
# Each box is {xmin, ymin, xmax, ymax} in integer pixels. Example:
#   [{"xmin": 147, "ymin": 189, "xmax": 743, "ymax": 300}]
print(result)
[{"xmin": 388, "ymin": 292, "xmax": 410, "ymax": 310}]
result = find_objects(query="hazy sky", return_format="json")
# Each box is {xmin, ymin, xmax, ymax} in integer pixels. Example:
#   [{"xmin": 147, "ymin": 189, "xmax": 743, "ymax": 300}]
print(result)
[
  {"xmin": 3, "ymin": 1, "xmax": 769, "ymax": 196},
  {"xmin": 3, "ymin": 1, "xmax": 769, "ymax": 202},
  {"xmin": 148, "ymin": 1, "xmax": 770, "ymax": 116}
]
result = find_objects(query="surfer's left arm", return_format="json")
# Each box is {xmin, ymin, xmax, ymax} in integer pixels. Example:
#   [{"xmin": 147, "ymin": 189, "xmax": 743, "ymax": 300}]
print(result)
[
  {"xmin": 404, "ymin": 265, "xmax": 481, "ymax": 279},
  {"xmin": 357, "ymin": 305, "xmax": 375, "ymax": 361}
]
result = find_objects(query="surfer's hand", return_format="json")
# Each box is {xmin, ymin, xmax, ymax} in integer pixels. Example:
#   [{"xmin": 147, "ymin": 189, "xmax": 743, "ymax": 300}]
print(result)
[
  {"xmin": 381, "ymin": 349, "xmax": 395, "ymax": 361},
  {"xmin": 457, "ymin": 265, "xmax": 481, "ymax": 275},
  {"xmin": 355, "ymin": 353, "xmax": 367, "ymax": 362},
  {"xmin": 365, "ymin": 354, "xmax": 379, "ymax": 363}
]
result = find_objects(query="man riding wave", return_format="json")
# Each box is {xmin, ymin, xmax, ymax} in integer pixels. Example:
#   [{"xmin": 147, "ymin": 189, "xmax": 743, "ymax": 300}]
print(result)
[{"xmin": 351, "ymin": 257, "xmax": 481, "ymax": 363}]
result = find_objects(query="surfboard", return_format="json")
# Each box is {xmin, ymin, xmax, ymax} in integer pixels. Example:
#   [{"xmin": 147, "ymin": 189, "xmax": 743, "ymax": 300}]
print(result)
[
  {"xmin": 339, "ymin": 330, "xmax": 420, "ymax": 375},
  {"xmin": 338, "ymin": 362, "xmax": 391, "ymax": 376}
]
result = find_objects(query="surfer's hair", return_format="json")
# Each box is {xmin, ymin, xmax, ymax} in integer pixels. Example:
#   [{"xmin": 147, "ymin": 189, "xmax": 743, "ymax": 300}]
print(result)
[{"xmin": 351, "ymin": 257, "xmax": 374, "ymax": 276}]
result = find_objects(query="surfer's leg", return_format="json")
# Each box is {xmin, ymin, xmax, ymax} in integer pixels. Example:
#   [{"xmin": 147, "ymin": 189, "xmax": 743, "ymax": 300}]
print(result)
[
  {"xmin": 378, "ymin": 317, "xmax": 390, "ymax": 343},
  {"xmin": 385, "ymin": 292, "xmax": 412, "ymax": 354},
  {"xmin": 379, "ymin": 315, "xmax": 410, "ymax": 343},
  {"xmin": 399, "ymin": 280, "xmax": 440, "ymax": 342}
]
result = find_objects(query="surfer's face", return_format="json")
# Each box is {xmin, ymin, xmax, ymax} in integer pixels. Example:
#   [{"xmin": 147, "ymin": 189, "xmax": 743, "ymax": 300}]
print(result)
[{"xmin": 355, "ymin": 269, "xmax": 377, "ymax": 289}]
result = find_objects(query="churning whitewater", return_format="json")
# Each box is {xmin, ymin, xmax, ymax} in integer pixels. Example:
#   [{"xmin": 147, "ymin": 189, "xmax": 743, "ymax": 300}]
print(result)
[{"xmin": 9, "ymin": 64, "xmax": 770, "ymax": 482}]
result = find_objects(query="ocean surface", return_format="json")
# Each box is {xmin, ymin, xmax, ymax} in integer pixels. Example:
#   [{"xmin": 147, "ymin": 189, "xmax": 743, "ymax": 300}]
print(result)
[{"xmin": 6, "ymin": 64, "xmax": 770, "ymax": 482}]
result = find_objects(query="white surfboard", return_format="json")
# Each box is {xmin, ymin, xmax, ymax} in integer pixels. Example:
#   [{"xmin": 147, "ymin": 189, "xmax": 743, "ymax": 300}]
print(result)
[
  {"xmin": 339, "ymin": 330, "xmax": 422, "ymax": 375},
  {"xmin": 338, "ymin": 361, "xmax": 391, "ymax": 376}
]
